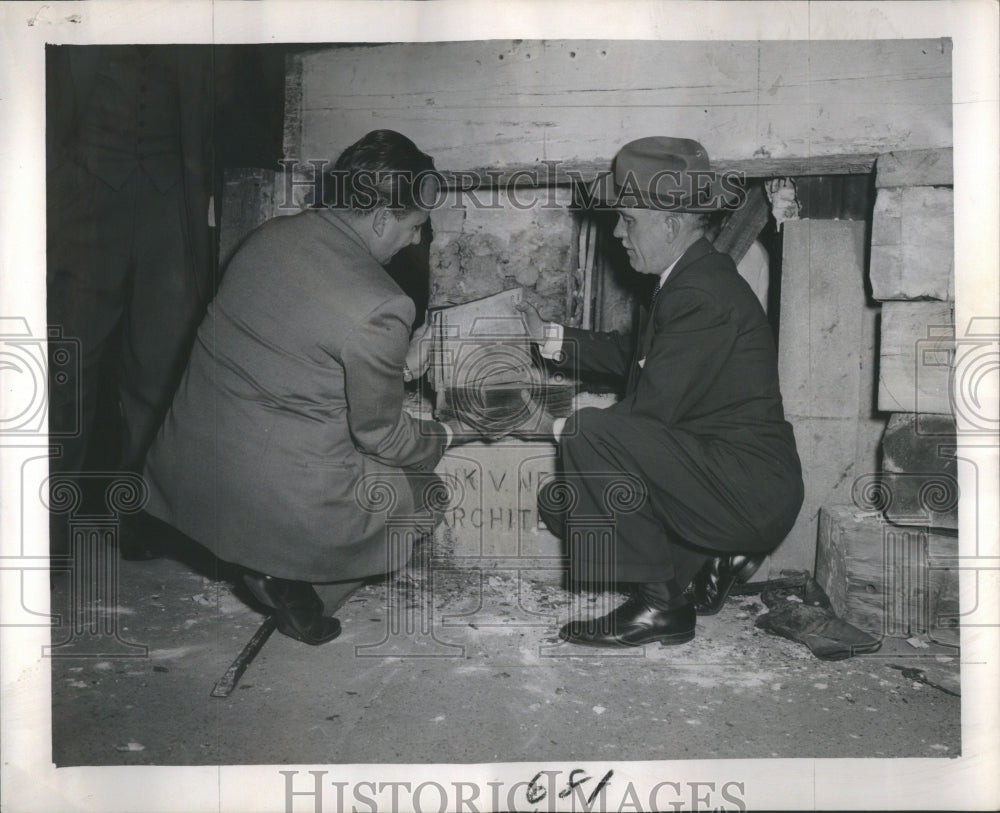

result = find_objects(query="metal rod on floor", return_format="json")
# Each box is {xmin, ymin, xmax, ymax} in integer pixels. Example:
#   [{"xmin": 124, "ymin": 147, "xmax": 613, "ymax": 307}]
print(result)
[{"xmin": 210, "ymin": 615, "xmax": 278, "ymax": 698}]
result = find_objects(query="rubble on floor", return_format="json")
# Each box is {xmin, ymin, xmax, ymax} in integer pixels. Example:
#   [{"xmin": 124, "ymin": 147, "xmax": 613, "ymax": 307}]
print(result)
[{"xmin": 49, "ymin": 533, "xmax": 961, "ymax": 766}]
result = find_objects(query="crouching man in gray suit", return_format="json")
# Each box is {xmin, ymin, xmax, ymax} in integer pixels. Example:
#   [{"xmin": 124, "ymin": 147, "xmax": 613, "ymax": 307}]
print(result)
[
  {"xmin": 143, "ymin": 130, "xmax": 474, "ymax": 645},
  {"xmin": 517, "ymin": 137, "xmax": 804, "ymax": 648}
]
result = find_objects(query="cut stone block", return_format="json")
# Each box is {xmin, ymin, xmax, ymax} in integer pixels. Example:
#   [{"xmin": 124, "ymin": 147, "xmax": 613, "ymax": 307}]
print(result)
[
  {"xmin": 429, "ymin": 393, "xmax": 618, "ymax": 581},
  {"xmin": 869, "ymin": 186, "xmax": 954, "ymax": 301},
  {"xmin": 879, "ymin": 472, "xmax": 959, "ymax": 531},
  {"xmin": 815, "ymin": 505, "xmax": 959, "ymax": 646},
  {"xmin": 775, "ymin": 220, "xmax": 886, "ymax": 574},
  {"xmin": 880, "ymin": 413, "xmax": 958, "ymax": 529},
  {"xmin": 875, "ymin": 147, "xmax": 953, "ymax": 188},
  {"xmin": 882, "ymin": 413, "xmax": 957, "ymax": 472},
  {"xmin": 434, "ymin": 441, "xmax": 563, "ymax": 563},
  {"xmin": 877, "ymin": 301, "xmax": 955, "ymax": 414}
]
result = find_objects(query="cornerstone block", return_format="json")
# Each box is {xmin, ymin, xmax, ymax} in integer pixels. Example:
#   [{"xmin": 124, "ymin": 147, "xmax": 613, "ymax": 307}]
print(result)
[{"xmin": 435, "ymin": 442, "xmax": 563, "ymax": 562}]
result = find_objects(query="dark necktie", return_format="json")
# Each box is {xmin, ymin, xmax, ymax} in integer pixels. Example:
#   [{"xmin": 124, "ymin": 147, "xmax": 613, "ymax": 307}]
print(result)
[
  {"xmin": 640, "ymin": 280, "xmax": 661, "ymax": 351},
  {"xmin": 627, "ymin": 282, "xmax": 661, "ymax": 394}
]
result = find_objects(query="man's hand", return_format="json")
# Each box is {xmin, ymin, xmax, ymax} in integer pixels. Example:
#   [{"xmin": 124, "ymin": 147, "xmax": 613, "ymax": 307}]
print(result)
[
  {"xmin": 441, "ymin": 416, "xmax": 487, "ymax": 447},
  {"xmin": 514, "ymin": 300, "xmax": 547, "ymax": 344},
  {"xmin": 405, "ymin": 323, "xmax": 432, "ymax": 379}
]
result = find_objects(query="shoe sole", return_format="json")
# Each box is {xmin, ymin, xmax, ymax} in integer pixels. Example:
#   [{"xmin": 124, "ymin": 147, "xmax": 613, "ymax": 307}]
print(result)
[
  {"xmin": 273, "ymin": 612, "xmax": 342, "ymax": 646},
  {"xmin": 559, "ymin": 630, "xmax": 696, "ymax": 648},
  {"xmin": 658, "ymin": 630, "xmax": 696, "ymax": 646}
]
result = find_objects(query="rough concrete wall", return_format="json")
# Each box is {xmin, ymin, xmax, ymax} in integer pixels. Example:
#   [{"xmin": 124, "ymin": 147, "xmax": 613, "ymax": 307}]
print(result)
[
  {"xmin": 428, "ymin": 188, "xmax": 577, "ymax": 323},
  {"xmin": 287, "ymin": 39, "xmax": 952, "ymax": 170}
]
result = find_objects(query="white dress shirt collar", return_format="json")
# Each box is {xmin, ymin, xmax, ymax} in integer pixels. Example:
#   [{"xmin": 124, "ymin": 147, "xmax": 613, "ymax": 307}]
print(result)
[{"xmin": 658, "ymin": 254, "xmax": 683, "ymax": 290}]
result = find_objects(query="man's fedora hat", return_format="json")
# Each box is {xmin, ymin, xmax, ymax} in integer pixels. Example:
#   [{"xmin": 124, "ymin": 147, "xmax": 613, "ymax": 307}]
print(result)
[{"xmin": 591, "ymin": 136, "xmax": 738, "ymax": 213}]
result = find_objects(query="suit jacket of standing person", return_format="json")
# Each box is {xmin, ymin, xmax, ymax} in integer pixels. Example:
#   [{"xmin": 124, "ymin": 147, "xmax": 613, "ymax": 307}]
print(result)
[
  {"xmin": 552, "ymin": 236, "xmax": 803, "ymax": 550},
  {"xmin": 142, "ymin": 208, "xmax": 449, "ymax": 581}
]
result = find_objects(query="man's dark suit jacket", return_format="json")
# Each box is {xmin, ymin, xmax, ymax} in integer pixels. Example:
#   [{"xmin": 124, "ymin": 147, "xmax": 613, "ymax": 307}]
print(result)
[{"xmin": 553, "ymin": 237, "xmax": 803, "ymax": 553}]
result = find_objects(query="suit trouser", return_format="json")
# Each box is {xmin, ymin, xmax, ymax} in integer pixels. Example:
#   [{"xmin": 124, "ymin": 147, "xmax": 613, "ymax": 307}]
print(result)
[
  {"xmin": 47, "ymin": 162, "xmax": 208, "ymax": 478},
  {"xmin": 537, "ymin": 408, "xmax": 763, "ymax": 591},
  {"xmin": 309, "ymin": 470, "xmax": 447, "ymax": 617}
]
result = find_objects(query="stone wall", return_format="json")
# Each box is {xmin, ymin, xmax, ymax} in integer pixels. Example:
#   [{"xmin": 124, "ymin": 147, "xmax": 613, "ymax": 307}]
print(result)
[
  {"xmin": 870, "ymin": 148, "xmax": 957, "ymax": 530},
  {"xmin": 813, "ymin": 147, "xmax": 959, "ymax": 644}
]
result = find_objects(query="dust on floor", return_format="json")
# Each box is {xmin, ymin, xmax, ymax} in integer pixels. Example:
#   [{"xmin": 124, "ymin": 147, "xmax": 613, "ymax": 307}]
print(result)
[{"xmin": 48, "ymin": 539, "xmax": 961, "ymax": 766}]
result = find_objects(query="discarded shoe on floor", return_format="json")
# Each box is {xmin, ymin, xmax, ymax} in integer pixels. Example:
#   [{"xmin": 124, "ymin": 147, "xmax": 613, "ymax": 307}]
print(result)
[{"xmin": 754, "ymin": 576, "xmax": 881, "ymax": 660}]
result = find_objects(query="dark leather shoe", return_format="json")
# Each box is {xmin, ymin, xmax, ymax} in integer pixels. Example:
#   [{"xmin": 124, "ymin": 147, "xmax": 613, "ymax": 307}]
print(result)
[
  {"xmin": 242, "ymin": 572, "xmax": 342, "ymax": 646},
  {"xmin": 691, "ymin": 553, "xmax": 766, "ymax": 616},
  {"xmin": 558, "ymin": 595, "xmax": 695, "ymax": 648}
]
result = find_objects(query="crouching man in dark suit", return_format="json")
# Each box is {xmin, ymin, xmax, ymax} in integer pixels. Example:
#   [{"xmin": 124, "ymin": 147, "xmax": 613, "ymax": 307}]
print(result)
[
  {"xmin": 143, "ymin": 130, "xmax": 477, "ymax": 645},
  {"xmin": 517, "ymin": 137, "xmax": 804, "ymax": 648}
]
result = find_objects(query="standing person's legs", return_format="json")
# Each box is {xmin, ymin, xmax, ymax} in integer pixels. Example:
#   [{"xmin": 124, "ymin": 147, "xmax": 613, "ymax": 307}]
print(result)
[
  {"xmin": 120, "ymin": 170, "xmax": 209, "ymax": 472},
  {"xmin": 47, "ymin": 166, "xmax": 134, "ymax": 553}
]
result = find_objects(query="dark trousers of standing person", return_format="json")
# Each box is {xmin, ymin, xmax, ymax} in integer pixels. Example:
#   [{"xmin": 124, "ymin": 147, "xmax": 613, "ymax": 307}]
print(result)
[{"xmin": 47, "ymin": 161, "xmax": 209, "ymax": 553}]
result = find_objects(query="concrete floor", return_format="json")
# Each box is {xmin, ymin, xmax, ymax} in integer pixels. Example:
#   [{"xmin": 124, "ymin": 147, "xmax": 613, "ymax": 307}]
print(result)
[{"xmin": 49, "ymin": 532, "xmax": 961, "ymax": 767}]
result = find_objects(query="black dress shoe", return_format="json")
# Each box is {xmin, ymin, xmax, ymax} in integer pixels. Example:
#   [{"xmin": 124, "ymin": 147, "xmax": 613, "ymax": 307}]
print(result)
[
  {"xmin": 691, "ymin": 553, "xmax": 766, "ymax": 616},
  {"xmin": 242, "ymin": 572, "xmax": 342, "ymax": 646},
  {"xmin": 558, "ymin": 595, "xmax": 695, "ymax": 648}
]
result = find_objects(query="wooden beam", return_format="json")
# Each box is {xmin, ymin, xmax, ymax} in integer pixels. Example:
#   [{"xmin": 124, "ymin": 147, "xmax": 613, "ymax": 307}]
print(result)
[
  {"xmin": 712, "ymin": 184, "xmax": 770, "ymax": 265},
  {"xmin": 282, "ymin": 51, "xmax": 305, "ymax": 162},
  {"xmin": 722, "ymin": 154, "xmax": 878, "ymax": 178},
  {"xmin": 218, "ymin": 168, "xmax": 280, "ymax": 271},
  {"xmin": 436, "ymin": 154, "xmax": 877, "ymax": 191}
]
